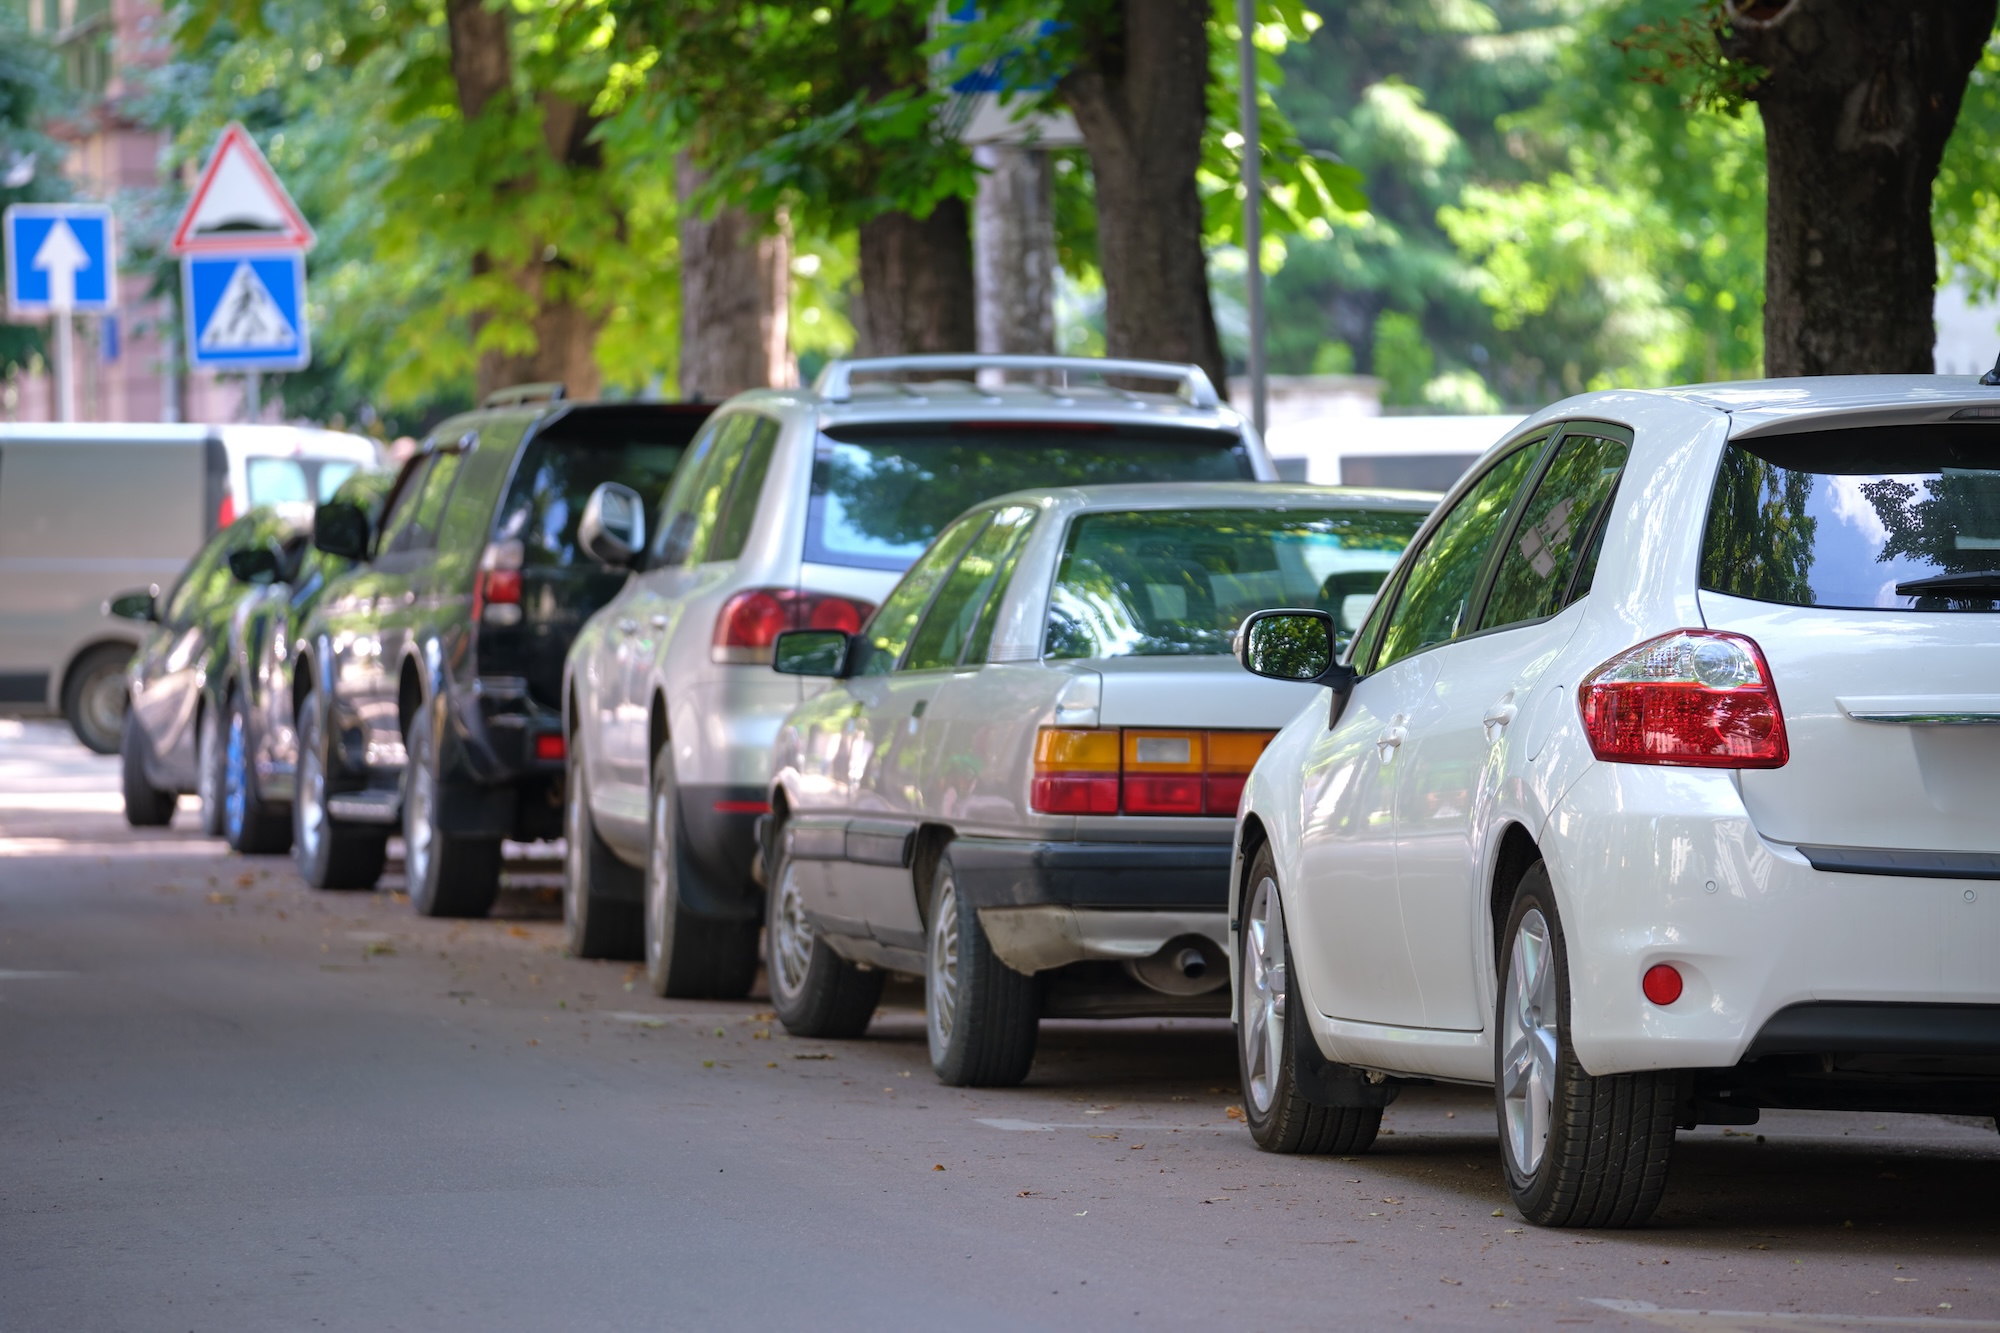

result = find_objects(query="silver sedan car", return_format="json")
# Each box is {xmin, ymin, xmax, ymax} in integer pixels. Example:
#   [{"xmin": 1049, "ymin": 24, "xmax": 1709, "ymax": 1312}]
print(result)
[{"xmin": 760, "ymin": 482, "xmax": 1435, "ymax": 1086}]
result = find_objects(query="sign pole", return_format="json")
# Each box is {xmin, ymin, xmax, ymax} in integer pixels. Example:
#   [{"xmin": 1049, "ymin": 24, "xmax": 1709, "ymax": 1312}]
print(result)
[
  {"xmin": 1236, "ymin": 0, "xmax": 1266, "ymax": 439},
  {"xmin": 52, "ymin": 309, "xmax": 73, "ymax": 423}
]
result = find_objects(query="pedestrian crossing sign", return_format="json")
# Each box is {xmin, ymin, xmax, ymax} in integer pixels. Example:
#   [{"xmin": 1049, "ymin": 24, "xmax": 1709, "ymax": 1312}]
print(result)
[{"xmin": 182, "ymin": 250, "xmax": 309, "ymax": 371}]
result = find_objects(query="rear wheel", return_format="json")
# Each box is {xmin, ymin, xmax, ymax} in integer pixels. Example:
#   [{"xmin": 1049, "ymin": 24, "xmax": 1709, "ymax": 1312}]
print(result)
[
  {"xmin": 65, "ymin": 643, "xmax": 132, "ymax": 755},
  {"xmin": 223, "ymin": 687, "xmax": 290, "ymax": 855},
  {"xmin": 926, "ymin": 850, "xmax": 1040, "ymax": 1087},
  {"xmin": 767, "ymin": 824, "xmax": 883, "ymax": 1037},
  {"xmin": 563, "ymin": 734, "xmax": 643, "ymax": 959},
  {"xmin": 120, "ymin": 708, "xmax": 176, "ymax": 827},
  {"xmin": 1497, "ymin": 864, "xmax": 1677, "ymax": 1228},
  {"xmin": 195, "ymin": 699, "xmax": 226, "ymax": 837},
  {"xmin": 293, "ymin": 687, "xmax": 386, "ymax": 890},
  {"xmin": 403, "ymin": 710, "xmax": 500, "ymax": 918},
  {"xmin": 644, "ymin": 740, "xmax": 759, "ymax": 999},
  {"xmin": 1237, "ymin": 846, "xmax": 1382, "ymax": 1154}
]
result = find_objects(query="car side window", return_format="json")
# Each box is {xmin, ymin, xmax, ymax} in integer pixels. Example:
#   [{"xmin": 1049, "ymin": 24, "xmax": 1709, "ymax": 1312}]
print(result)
[
  {"xmin": 162, "ymin": 528, "xmax": 235, "ymax": 625},
  {"xmin": 903, "ymin": 506, "xmax": 1036, "ymax": 672},
  {"xmin": 849, "ymin": 511, "xmax": 991, "ymax": 678},
  {"xmin": 404, "ymin": 449, "xmax": 465, "ymax": 550},
  {"xmin": 1481, "ymin": 430, "xmax": 1631, "ymax": 631},
  {"xmin": 706, "ymin": 416, "xmax": 780, "ymax": 563},
  {"xmin": 649, "ymin": 415, "xmax": 731, "ymax": 565},
  {"xmin": 374, "ymin": 453, "xmax": 435, "ymax": 555},
  {"xmin": 962, "ymin": 509, "xmax": 1040, "ymax": 665},
  {"xmin": 1373, "ymin": 441, "xmax": 1543, "ymax": 671}
]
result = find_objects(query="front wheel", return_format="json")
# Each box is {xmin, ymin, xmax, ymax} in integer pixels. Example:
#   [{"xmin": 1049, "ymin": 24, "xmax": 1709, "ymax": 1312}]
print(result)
[
  {"xmin": 403, "ymin": 708, "xmax": 500, "ymax": 918},
  {"xmin": 65, "ymin": 643, "xmax": 133, "ymax": 755},
  {"xmin": 223, "ymin": 687, "xmax": 291, "ymax": 855},
  {"xmin": 563, "ymin": 735, "xmax": 643, "ymax": 959},
  {"xmin": 1496, "ymin": 864, "xmax": 1677, "ymax": 1228},
  {"xmin": 642, "ymin": 740, "xmax": 759, "ymax": 999},
  {"xmin": 120, "ymin": 708, "xmax": 176, "ymax": 827},
  {"xmin": 767, "ymin": 825, "xmax": 883, "ymax": 1037},
  {"xmin": 195, "ymin": 698, "xmax": 226, "ymax": 837},
  {"xmin": 293, "ymin": 687, "xmax": 386, "ymax": 890},
  {"xmin": 1237, "ymin": 846, "xmax": 1382, "ymax": 1154},
  {"xmin": 926, "ymin": 850, "xmax": 1040, "ymax": 1087}
]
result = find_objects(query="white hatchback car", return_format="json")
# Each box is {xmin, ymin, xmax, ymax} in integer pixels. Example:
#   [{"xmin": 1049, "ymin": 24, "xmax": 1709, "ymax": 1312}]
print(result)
[
  {"xmin": 759, "ymin": 483, "xmax": 1434, "ymax": 1085},
  {"xmin": 1230, "ymin": 377, "xmax": 2000, "ymax": 1228},
  {"xmin": 563, "ymin": 355, "xmax": 1279, "ymax": 999}
]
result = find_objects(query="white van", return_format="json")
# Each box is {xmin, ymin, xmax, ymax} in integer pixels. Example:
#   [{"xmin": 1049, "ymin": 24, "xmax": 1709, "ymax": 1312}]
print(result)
[
  {"xmin": 1266, "ymin": 413, "xmax": 1524, "ymax": 492},
  {"xmin": 0, "ymin": 424, "xmax": 381, "ymax": 752}
]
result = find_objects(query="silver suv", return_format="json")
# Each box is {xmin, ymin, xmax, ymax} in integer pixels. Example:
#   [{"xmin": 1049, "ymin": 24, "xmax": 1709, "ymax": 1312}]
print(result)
[{"xmin": 562, "ymin": 355, "xmax": 1277, "ymax": 997}]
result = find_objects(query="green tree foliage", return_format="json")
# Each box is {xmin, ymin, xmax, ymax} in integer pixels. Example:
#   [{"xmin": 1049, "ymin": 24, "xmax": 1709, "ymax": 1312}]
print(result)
[{"xmin": 0, "ymin": 13, "xmax": 72, "ymax": 379}]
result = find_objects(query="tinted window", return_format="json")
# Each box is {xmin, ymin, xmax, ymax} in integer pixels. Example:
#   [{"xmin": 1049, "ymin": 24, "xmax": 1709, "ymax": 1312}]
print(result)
[
  {"xmin": 494, "ymin": 424, "xmax": 688, "ymax": 569},
  {"xmin": 1482, "ymin": 430, "xmax": 1629, "ymax": 629},
  {"xmin": 373, "ymin": 453, "xmax": 433, "ymax": 554},
  {"xmin": 708, "ymin": 416, "xmax": 780, "ymax": 562},
  {"xmin": 653, "ymin": 415, "xmax": 759, "ymax": 566},
  {"xmin": 904, "ymin": 505, "xmax": 1037, "ymax": 671},
  {"xmin": 1702, "ymin": 424, "xmax": 2000, "ymax": 611},
  {"xmin": 1045, "ymin": 505, "xmax": 1427, "ymax": 660},
  {"xmin": 1374, "ymin": 443, "xmax": 1542, "ymax": 670},
  {"xmin": 407, "ymin": 450, "xmax": 463, "ymax": 548},
  {"xmin": 805, "ymin": 423, "xmax": 1255, "ymax": 571},
  {"xmin": 163, "ymin": 528, "xmax": 234, "ymax": 624},
  {"xmin": 850, "ymin": 510, "xmax": 991, "ymax": 677},
  {"xmin": 964, "ymin": 510, "xmax": 1038, "ymax": 665}
]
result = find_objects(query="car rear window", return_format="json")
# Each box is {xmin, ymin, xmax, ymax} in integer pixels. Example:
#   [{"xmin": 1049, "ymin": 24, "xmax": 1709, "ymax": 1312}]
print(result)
[
  {"xmin": 1701, "ymin": 424, "xmax": 2000, "ymax": 611},
  {"xmin": 1044, "ymin": 506, "xmax": 1427, "ymax": 659},
  {"xmin": 806, "ymin": 422, "xmax": 1256, "ymax": 571},
  {"xmin": 493, "ymin": 409, "xmax": 705, "ymax": 568}
]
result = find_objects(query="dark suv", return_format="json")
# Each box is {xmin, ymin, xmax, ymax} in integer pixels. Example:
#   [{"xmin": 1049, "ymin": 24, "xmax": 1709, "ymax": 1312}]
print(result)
[{"xmin": 294, "ymin": 392, "xmax": 707, "ymax": 915}]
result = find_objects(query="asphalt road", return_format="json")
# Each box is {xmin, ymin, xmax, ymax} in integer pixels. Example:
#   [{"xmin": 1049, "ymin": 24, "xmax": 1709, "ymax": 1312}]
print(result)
[{"xmin": 4, "ymin": 718, "xmax": 1999, "ymax": 1332}]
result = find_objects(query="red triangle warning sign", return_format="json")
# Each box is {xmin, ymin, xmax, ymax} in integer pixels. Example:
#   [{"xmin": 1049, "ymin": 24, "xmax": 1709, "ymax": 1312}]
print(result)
[{"xmin": 170, "ymin": 123, "xmax": 315, "ymax": 255}]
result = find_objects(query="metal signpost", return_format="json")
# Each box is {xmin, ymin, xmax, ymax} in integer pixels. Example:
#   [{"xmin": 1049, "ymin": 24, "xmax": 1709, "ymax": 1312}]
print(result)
[
  {"xmin": 169, "ymin": 123, "xmax": 316, "ymax": 415},
  {"xmin": 4, "ymin": 203, "xmax": 116, "ymax": 423},
  {"xmin": 1236, "ymin": 0, "xmax": 1266, "ymax": 438}
]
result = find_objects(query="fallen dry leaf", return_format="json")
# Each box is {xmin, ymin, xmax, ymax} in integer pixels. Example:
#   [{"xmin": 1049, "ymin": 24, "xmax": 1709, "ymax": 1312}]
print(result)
[
  {"xmin": 235, "ymin": 872, "xmax": 255, "ymax": 888},
  {"xmin": 1224, "ymin": 1106, "xmax": 1245, "ymax": 1122},
  {"xmin": 932, "ymin": 1164, "xmax": 945, "ymax": 1171},
  {"xmin": 794, "ymin": 1052, "xmax": 833, "ymax": 1060},
  {"xmin": 206, "ymin": 892, "xmax": 235, "ymax": 905},
  {"xmin": 508, "ymin": 926, "xmax": 531, "ymax": 939}
]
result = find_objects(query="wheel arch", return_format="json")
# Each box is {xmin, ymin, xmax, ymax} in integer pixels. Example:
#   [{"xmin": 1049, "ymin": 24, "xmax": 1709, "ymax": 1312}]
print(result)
[
  {"xmin": 908, "ymin": 823, "xmax": 955, "ymax": 931},
  {"xmin": 648, "ymin": 687, "xmax": 669, "ymax": 765},
  {"xmin": 1489, "ymin": 821, "xmax": 1544, "ymax": 968},
  {"xmin": 397, "ymin": 654, "xmax": 426, "ymax": 738}
]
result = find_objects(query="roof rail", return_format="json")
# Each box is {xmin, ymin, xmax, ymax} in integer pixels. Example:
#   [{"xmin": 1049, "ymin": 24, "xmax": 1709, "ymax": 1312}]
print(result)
[
  {"xmin": 482, "ymin": 381, "xmax": 566, "ymax": 409},
  {"xmin": 812, "ymin": 355, "xmax": 1220, "ymax": 410}
]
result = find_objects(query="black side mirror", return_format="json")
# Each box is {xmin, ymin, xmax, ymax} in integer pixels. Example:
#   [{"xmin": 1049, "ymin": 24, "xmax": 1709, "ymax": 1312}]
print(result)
[
  {"xmin": 227, "ymin": 546, "xmax": 281, "ymax": 584},
  {"xmin": 1235, "ymin": 608, "xmax": 1358, "ymax": 723},
  {"xmin": 578, "ymin": 482, "xmax": 646, "ymax": 569},
  {"xmin": 313, "ymin": 498, "xmax": 372, "ymax": 562},
  {"xmin": 106, "ymin": 588, "xmax": 158, "ymax": 622},
  {"xmin": 773, "ymin": 629, "xmax": 851, "ymax": 677}
]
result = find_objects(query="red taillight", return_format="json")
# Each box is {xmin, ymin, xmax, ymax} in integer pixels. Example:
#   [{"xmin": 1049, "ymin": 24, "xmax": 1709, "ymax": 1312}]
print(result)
[
  {"xmin": 217, "ymin": 492, "xmax": 236, "ymax": 528},
  {"xmin": 1578, "ymin": 630, "xmax": 1788, "ymax": 769},
  {"xmin": 474, "ymin": 541, "xmax": 525, "ymax": 627},
  {"xmin": 1642, "ymin": 964, "xmax": 1683, "ymax": 1006},
  {"xmin": 712, "ymin": 588, "xmax": 876, "ymax": 664},
  {"xmin": 534, "ymin": 733, "xmax": 565, "ymax": 762},
  {"xmin": 713, "ymin": 799, "xmax": 770, "ymax": 815},
  {"xmin": 1030, "ymin": 727, "xmax": 1276, "ymax": 816}
]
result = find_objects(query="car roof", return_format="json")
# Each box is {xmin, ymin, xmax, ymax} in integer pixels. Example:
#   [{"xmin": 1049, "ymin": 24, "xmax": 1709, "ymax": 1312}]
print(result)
[
  {"xmin": 719, "ymin": 382, "xmax": 1253, "ymax": 434},
  {"xmin": 1544, "ymin": 375, "xmax": 2000, "ymax": 440},
  {"xmin": 977, "ymin": 480, "xmax": 1441, "ymax": 513}
]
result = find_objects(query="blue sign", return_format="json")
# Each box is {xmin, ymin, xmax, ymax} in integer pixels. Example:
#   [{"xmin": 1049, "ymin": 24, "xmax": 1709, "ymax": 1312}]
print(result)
[
  {"xmin": 182, "ymin": 250, "xmax": 310, "ymax": 371},
  {"xmin": 3, "ymin": 204, "xmax": 116, "ymax": 315}
]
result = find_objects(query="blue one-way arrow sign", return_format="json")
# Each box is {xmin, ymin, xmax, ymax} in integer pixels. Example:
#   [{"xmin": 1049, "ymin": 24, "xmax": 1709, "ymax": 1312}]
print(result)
[{"xmin": 4, "ymin": 204, "xmax": 116, "ymax": 315}]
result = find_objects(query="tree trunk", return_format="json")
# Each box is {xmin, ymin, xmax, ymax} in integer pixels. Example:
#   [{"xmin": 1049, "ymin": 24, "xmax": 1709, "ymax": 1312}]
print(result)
[
  {"xmin": 677, "ymin": 158, "xmax": 793, "ymax": 400},
  {"xmin": 1059, "ymin": 0, "xmax": 1225, "ymax": 392},
  {"xmin": 853, "ymin": 201, "xmax": 976, "ymax": 356},
  {"xmin": 1720, "ymin": 0, "xmax": 1996, "ymax": 376},
  {"xmin": 444, "ymin": 0, "xmax": 607, "ymax": 401},
  {"xmin": 974, "ymin": 145, "xmax": 1057, "ymax": 357}
]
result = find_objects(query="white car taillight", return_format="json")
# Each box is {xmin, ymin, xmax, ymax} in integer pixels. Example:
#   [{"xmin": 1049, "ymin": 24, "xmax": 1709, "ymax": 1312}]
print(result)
[
  {"xmin": 1578, "ymin": 629, "xmax": 1788, "ymax": 768},
  {"xmin": 474, "ymin": 540, "xmax": 524, "ymax": 627}
]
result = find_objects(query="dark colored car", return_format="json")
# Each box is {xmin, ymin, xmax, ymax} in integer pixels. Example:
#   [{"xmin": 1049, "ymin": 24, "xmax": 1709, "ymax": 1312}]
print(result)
[
  {"xmin": 215, "ymin": 469, "xmax": 397, "ymax": 854},
  {"xmin": 114, "ymin": 505, "xmax": 314, "ymax": 831},
  {"xmin": 292, "ymin": 395, "xmax": 709, "ymax": 915}
]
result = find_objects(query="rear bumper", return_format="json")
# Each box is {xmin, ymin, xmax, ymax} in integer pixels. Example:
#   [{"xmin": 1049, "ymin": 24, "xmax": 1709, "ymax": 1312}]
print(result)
[
  {"xmin": 1545, "ymin": 762, "xmax": 2000, "ymax": 1085},
  {"xmin": 949, "ymin": 837, "xmax": 1232, "ymax": 910}
]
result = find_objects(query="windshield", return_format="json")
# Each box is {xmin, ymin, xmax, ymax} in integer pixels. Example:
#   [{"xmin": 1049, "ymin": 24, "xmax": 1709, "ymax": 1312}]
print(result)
[
  {"xmin": 806, "ymin": 423, "xmax": 1255, "ymax": 571},
  {"xmin": 1702, "ymin": 425, "xmax": 2000, "ymax": 611},
  {"xmin": 1044, "ymin": 506, "xmax": 1427, "ymax": 659}
]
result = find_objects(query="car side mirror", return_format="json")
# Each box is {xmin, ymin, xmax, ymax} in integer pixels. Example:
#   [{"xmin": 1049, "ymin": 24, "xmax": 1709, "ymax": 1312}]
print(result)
[
  {"xmin": 1236, "ymin": 608, "xmax": 1360, "ymax": 727},
  {"xmin": 578, "ymin": 482, "xmax": 646, "ymax": 569},
  {"xmin": 227, "ymin": 546, "xmax": 281, "ymax": 584},
  {"xmin": 313, "ymin": 498, "xmax": 372, "ymax": 562},
  {"xmin": 772, "ymin": 629, "xmax": 851, "ymax": 677},
  {"xmin": 106, "ymin": 588, "xmax": 158, "ymax": 622}
]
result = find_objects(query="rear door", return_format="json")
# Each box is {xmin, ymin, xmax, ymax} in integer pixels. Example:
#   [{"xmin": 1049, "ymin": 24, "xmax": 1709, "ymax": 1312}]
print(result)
[{"xmin": 132, "ymin": 526, "xmax": 237, "ymax": 781}]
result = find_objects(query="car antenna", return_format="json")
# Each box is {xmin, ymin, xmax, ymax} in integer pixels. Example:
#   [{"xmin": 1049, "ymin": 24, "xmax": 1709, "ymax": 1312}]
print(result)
[{"xmin": 1982, "ymin": 350, "xmax": 2000, "ymax": 386}]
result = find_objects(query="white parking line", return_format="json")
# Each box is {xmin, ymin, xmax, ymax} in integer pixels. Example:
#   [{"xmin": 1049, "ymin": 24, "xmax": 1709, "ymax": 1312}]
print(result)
[
  {"xmin": 1588, "ymin": 1298, "xmax": 2000, "ymax": 1329},
  {"xmin": 0, "ymin": 969, "xmax": 76, "ymax": 980},
  {"xmin": 976, "ymin": 1117, "xmax": 1229, "ymax": 1133}
]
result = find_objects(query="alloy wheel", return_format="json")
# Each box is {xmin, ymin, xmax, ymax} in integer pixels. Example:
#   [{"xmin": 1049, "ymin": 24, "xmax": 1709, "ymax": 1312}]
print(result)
[
  {"xmin": 1241, "ymin": 874, "xmax": 1288, "ymax": 1115},
  {"xmin": 927, "ymin": 872, "xmax": 961, "ymax": 1052},
  {"xmin": 563, "ymin": 758, "xmax": 587, "ymax": 926},
  {"xmin": 197, "ymin": 707, "xmax": 221, "ymax": 815},
  {"xmin": 298, "ymin": 714, "xmax": 325, "ymax": 862},
  {"xmin": 224, "ymin": 707, "xmax": 248, "ymax": 845},
  {"xmin": 770, "ymin": 858, "xmax": 814, "ymax": 1003},
  {"xmin": 405, "ymin": 730, "xmax": 435, "ymax": 891},
  {"xmin": 646, "ymin": 779, "xmax": 672, "ymax": 972},
  {"xmin": 1501, "ymin": 908, "xmax": 1559, "ymax": 1178},
  {"xmin": 79, "ymin": 668, "xmax": 127, "ymax": 752}
]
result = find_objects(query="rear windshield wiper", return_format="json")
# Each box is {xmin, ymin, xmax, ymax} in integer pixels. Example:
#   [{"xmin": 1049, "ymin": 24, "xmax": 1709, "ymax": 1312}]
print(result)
[{"xmin": 1894, "ymin": 569, "xmax": 2000, "ymax": 596}]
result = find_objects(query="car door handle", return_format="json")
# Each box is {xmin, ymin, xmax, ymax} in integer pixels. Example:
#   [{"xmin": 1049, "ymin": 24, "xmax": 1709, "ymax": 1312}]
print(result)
[
  {"xmin": 1375, "ymin": 725, "xmax": 1406, "ymax": 759},
  {"xmin": 1483, "ymin": 700, "xmax": 1518, "ymax": 742},
  {"xmin": 617, "ymin": 619, "xmax": 639, "ymax": 635}
]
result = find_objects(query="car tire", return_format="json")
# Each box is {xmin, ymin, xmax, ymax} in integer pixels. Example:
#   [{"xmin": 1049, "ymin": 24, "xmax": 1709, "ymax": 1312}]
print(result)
[
  {"xmin": 120, "ymin": 707, "xmax": 177, "ymax": 827},
  {"xmin": 195, "ymin": 699, "xmax": 227, "ymax": 837},
  {"xmin": 644, "ymin": 739, "xmax": 759, "ymax": 999},
  {"xmin": 403, "ymin": 709, "xmax": 501, "ymax": 919},
  {"xmin": 65, "ymin": 643, "xmax": 133, "ymax": 755},
  {"xmin": 926, "ymin": 849, "xmax": 1040, "ymax": 1087},
  {"xmin": 1237, "ymin": 844, "xmax": 1383, "ymax": 1155},
  {"xmin": 223, "ymin": 687, "xmax": 291, "ymax": 855},
  {"xmin": 563, "ymin": 735, "xmax": 643, "ymax": 959},
  {"xmin": 293, "ymin": 687, "xmax": 387, "ymax": 891},
  {"xmin": 1496, "ymin": 863, "xmax": 1677, "ymax": 1228},
  {"xmin": 766, "ymin": 817, "xmax": 884, "ymax": 1038}
]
